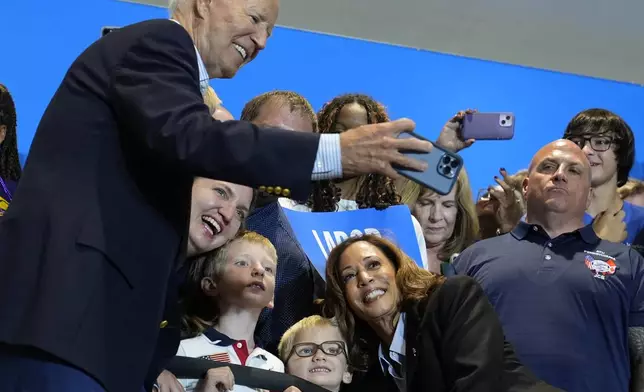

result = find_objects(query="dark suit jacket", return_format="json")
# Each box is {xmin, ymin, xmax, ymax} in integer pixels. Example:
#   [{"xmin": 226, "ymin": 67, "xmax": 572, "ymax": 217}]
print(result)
[
  {"xmin": 0, "ymin": 19, "xmax": 320, "ymax": 392},
  {"xmin": 344, "ymin": 276, "xmax": 561, "ymax": 392}
]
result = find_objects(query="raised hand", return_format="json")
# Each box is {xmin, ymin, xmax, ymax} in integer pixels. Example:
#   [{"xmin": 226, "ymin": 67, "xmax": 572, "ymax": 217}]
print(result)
[
  {"xmin": 195, "ymin": 367, "xmax": 235, "ymax": 392},
  {"xmin": 436, "ymin": 109, "xmax": 477, "ymax": 152},
  {"xmin": 339, "ymin": 118, "xmax": 432, "ymax": 180},
  {"xmin": 488, "ymin": 168, "xmax": 523, "ymax": 233},
  {"xmin": 593, "ymin": 198, "xmax": 627, "ymax": 243},
  {"xmin": 154, "ymin": 369, "xmax": 185, "ymax": 392}
]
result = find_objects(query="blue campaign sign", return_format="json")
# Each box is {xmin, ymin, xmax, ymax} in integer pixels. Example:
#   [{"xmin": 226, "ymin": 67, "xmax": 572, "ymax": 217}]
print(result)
[{"xmin": 281, "ymin": 205, "xmax": 423, "ymax": 277}]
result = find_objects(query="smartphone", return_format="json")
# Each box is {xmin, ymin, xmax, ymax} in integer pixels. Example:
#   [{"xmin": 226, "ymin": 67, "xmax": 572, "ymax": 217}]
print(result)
[
  {"xmin": 395, "ymin": 132, "xmax": 463, "ymax": 195},
  {"xmin": 461, "ymin": 112, "xmax": 515, "ymax": 140},
  {"xmin": 101, "ymin": 26, "xmax": 120, "ymax": 37}
]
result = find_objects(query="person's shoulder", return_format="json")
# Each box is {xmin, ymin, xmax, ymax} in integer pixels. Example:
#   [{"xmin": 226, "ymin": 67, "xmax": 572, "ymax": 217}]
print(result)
[
  {"xmin": 120, "ymin": 19, "xmax": 188, "ymax": 39},
  {"xmin": 420, "ymin": 276, "xmax": 483, "ymax": 312},
  {"xmin": 438, "ymin": 275, "xmax": 482, "ymax": 297},
  {"xmin": 453, "ymin": 235, "xmax": 510, "ymax": 269},
  {"xmin": 254, "ymin": 347, "xmax": 284, "ymax": 371},
  {"xmin": 105, "ymin": 19, "xmax": 195, "ymax": 55}
]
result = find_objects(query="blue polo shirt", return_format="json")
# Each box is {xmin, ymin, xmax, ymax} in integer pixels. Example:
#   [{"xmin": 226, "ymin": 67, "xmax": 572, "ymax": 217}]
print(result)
[
  {"xmin": 583, "ymin": 201, "xmax": 644, "ymax": 246},
  {"xmin": 454, "ymin": 222, "xmax": 644, "ymax": 392}
]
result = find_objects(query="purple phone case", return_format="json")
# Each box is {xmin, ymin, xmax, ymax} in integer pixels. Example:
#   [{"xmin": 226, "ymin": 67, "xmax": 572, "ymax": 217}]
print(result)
[{"xmin": 461, "ymin": 113, "xmax": 515, "ymax": 140}]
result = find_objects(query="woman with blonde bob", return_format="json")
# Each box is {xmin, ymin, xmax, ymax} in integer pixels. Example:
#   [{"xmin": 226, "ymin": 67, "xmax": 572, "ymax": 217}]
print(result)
[{"xmin": 321, "ymin": 235, "xmax": 558, "ymax": 392}]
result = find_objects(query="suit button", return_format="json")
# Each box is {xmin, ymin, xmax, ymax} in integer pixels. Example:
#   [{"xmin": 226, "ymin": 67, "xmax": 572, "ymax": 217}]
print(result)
[
  {"xmin": 274, "ymin": 186, "xmax": 282, "ymax": 195},
  {"xmin": 282, "ymin": 188, "xmax": 291, "ymax": 197},
  {"xmin": 259, "ymin": 186, "xmax": 266, "ymax": 192},
  {"xmin": 160, "ymin": 320, "xmax": 168, "ymax": 329},
  {"xmin": 267, "ymin": 186, "xmax": 274, "ymax": 194}
]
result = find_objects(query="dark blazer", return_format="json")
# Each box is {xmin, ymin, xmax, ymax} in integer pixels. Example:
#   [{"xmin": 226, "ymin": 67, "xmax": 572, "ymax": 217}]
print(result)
[
  {"xmin": 0, "ymin": 19, "xmax": 320, "ymax": 392},
  {"xmin": 344, "ymin": 276, "xmax": 561, "ymax": 392}
]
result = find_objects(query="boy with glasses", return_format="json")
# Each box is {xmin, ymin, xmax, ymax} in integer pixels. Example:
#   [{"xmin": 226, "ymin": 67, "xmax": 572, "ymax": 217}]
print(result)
[
  {"xmin": 278, "ymin": 316, "xmax": 353, "ymax": 392},
  {"xmin": 564, "ymin": 108, "xmax": 644, "ymax": 245}
]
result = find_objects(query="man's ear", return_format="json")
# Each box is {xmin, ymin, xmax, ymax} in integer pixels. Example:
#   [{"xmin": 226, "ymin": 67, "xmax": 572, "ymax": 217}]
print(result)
[
  {"xmin": 522, "ymin": 176, "xmax": 529, "ymax": 197},
  {"xmin": 0, "ymin": 125, "xmax": 6, "ymax": 144},
  {"xmin": 201, "ymin": 277, "xmax": 218, "ymax": 297},
  {"xmin": 194, "ymin": 0, "xmax": 210, "ymax": 19},
  {"xmin": 266, "ymin": 297, "xmax": 274, "ymax": 309}
]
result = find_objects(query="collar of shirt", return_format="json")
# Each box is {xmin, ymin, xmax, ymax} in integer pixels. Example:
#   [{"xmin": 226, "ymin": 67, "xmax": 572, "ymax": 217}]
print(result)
[
  {"xmin": 378, "ymin": 312, "xmax": 406, "ymax": 375},
  {"xmin": 169, "ymin": 19, "xmax": 210, "ymax": 94},
  {"xmin": 511, "ymin": 220, "xmax": 599, "ymax": 244}
]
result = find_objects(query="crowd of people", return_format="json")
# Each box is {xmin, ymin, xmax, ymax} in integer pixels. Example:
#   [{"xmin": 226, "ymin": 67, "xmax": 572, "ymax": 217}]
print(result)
[{"xmin": 1, "ymin": 0, "xmax": 644, "ymax": 391}]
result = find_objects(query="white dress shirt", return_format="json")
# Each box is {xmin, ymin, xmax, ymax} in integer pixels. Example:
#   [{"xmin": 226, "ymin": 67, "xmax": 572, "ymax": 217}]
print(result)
[{"xmin": 378, "ymin": 312, "xmax": 407, "ymax": 392}]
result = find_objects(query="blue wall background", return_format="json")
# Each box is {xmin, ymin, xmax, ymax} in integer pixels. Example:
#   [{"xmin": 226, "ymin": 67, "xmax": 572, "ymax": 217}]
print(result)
[{"xmin": 1, "ymin": 0, "xmax": 642, "ymax": 195}]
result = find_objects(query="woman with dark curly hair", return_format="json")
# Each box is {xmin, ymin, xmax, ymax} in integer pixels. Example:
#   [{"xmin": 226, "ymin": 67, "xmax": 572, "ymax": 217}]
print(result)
[
  {"xmin": 0, "ymin": 84, "xmax": 20, "ymax": 217},
  {"xmin": 279, "ymin": 94, "xmax": 427, "ymax": 266},
  {"xmin": 321, "ymin": 234, "xmax": 559, "ymax": 392}
]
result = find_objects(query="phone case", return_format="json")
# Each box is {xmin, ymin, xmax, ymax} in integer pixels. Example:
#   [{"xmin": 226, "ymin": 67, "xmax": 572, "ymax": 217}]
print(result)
[
  {"xmin": 395, "ymin": 132, "xmax": 463, "ymax": 196},
  {"xmin": 461, "ymin": 113, "xmax": 515, "ymax": 140}
]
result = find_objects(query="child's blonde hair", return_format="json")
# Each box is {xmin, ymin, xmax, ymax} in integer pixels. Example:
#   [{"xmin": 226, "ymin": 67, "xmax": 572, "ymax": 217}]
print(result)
[
  {"xmin": 203, "ymin": 86, "xmax": 223, "ymax": 114},
  {"xmin": 181, "ymin": 231, "xmax": 277, "ymax": 338},
  {"xmin": 277, "ymin": 315, "xmax": 344, "ymax": 363}
]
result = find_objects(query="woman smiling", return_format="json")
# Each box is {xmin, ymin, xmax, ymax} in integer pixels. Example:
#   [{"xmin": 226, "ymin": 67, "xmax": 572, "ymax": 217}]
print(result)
[{"xmin": 321, "ymin": 235, "xmax": 558, "ymax": 392}]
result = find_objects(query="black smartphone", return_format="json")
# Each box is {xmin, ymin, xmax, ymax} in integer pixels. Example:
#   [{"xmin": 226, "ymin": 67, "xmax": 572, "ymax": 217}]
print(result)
[{"xmin": 395, "ymin": 132, "xmax": 463, "ymax": 195}]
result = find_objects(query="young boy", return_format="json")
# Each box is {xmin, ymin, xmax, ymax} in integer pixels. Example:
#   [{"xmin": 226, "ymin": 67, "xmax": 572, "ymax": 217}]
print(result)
[
  {"xmin": 177, "ymin": 231, "xmax": 283, "ymax": 392},
  {"xmin": 278, "ymin": 316, "xmax": 353, "ymax": 392}
]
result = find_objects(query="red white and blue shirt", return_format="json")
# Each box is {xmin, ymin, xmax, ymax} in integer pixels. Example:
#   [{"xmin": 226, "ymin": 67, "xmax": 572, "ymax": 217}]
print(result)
[{"xmin": 177, "ymin": 328, "xmax": 284, "ymax": 392}]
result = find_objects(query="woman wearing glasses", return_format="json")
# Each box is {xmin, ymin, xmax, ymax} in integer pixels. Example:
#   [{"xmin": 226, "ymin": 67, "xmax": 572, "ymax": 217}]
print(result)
[
  {"xmin": 320, "ymin": 235, "xmax": 559, "ymax": 392},
  {"xmin": 0, "ymin": 84, "xmax": 20, "ymax": 217}
]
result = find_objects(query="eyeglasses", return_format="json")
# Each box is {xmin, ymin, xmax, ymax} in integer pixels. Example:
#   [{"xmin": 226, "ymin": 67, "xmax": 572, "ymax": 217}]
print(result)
[
  {"xmin": 288, "ymin": 341, "xmax": 346, "ymax": 360},
  {"xmin": 568, "ymin": 135, "xmax": 613, "ymax": 152}
]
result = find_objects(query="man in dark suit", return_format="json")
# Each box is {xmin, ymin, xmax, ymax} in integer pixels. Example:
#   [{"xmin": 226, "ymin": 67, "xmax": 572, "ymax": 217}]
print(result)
[{"xmin": 0, "ymin": 0, "xmax": 430, "ymax": 391}]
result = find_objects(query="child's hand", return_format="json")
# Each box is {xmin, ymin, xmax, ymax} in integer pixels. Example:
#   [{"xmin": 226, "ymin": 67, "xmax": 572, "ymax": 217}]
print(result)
[
  {"xmin": 154, "ymin": 369, "xmax": 184, "ymax": 392},
  {"xmin": 283, "ymin": 387, "xmax": 302, "ymax": 392},
  {"xmin": 195, "ymin": 367, "xmax": 235, "ymax": 392}
]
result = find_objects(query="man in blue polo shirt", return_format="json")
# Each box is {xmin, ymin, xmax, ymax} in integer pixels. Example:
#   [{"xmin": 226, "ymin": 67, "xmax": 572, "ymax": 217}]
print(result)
[{"xmin": 454, "ymin": 139, "xmax": 644, "ymax": 392}]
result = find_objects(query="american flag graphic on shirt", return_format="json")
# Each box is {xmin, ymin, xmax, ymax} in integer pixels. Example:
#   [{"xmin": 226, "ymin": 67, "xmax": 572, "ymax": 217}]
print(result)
[{"xmin": 201, "ymin": 353, "xmax": 231, "ymax": 363}]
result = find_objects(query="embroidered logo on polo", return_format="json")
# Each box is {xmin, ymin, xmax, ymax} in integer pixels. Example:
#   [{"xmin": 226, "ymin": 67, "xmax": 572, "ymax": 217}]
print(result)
[
  {"xmin": 201, "ymin": 352, "xmax": 231, "ymax": 363},
  {"xmin": 583, "ymin": 250, "xmax": 618, "ymax": 280}
]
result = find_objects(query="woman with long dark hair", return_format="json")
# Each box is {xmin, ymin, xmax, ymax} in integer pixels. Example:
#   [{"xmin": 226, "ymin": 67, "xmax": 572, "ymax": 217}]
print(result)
[
  {"xmin": 321, "ymin": 235, "xmax": 559, "ymax": 392},
  {"xmin": 0, "ymin": 84, "xmax": 20, "ymax": 216}
]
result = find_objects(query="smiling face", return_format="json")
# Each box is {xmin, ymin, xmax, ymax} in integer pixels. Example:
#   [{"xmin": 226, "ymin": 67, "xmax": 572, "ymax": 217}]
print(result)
[
  {"xmin": 187, "ymin": 178, "xmax": 253, "ymax": 258},
  {"xmin": 215, "ymin": 238, "xmax": 276, "ymax": 309},
  {"xmin": 196, "ymin": 0, "xmax": 278, "ymax": 78},
  {"xmin": 568, "ymin": 134, "xmax": 618, "ymax": 187},
  {"xmin": 285, "ymin": 325, "xmax": 352, "ymax": 391},
  {"xmin": 338, "ymin": 241, "xmax": 401, "ymax": 324}
]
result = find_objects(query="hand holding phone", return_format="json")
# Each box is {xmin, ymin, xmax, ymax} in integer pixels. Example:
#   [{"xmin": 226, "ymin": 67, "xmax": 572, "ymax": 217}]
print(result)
[
  {"xmin": 395, "ymin": 132, "xmax": 463, "ymax": 195},
  {"xmin": 461, "ymin": 112, "xmax": 515, "ymax": 140}
]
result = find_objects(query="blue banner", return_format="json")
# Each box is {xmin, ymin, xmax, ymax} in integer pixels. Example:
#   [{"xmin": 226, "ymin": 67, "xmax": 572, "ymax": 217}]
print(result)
[{"xmin": 282, "ymin": 205, "xmax": 423, "ymax": 277}]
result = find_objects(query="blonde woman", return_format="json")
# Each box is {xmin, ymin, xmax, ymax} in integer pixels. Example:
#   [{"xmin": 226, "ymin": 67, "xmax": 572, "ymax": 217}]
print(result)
[{"xmin": 401, "ymin": 168, "xmax": 479, "ymax": 274}]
